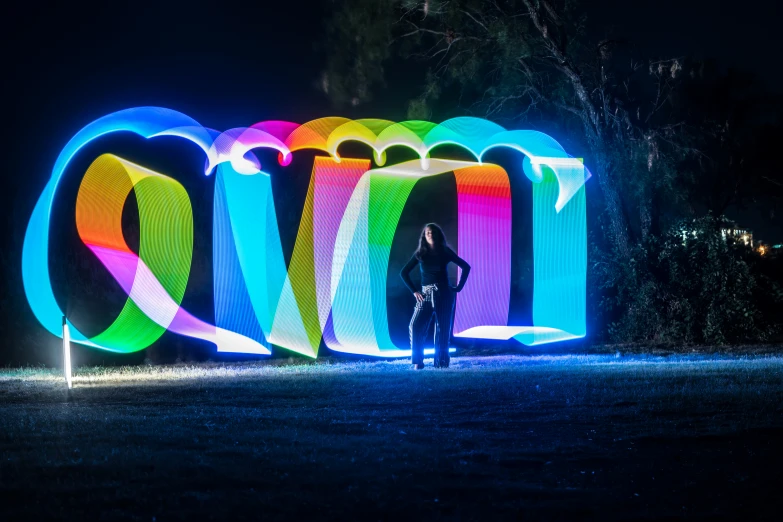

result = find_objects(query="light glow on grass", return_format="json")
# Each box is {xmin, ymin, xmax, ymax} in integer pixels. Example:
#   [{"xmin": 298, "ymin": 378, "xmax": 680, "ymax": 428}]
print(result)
[{"xmin": 3, "ymin": 354, "xmax": 782, "ymax": 387}]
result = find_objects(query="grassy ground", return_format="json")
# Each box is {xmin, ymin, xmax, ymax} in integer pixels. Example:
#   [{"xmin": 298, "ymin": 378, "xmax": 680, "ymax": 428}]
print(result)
[{"xmin": 1, "ymin": 354, "xmax": 782, "ymax": 521}]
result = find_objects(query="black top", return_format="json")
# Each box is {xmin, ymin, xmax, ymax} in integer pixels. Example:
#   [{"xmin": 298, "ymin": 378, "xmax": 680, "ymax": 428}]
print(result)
[{"xmin": 400, "ymin": 246, "xmax": 471, "ymax": 294}]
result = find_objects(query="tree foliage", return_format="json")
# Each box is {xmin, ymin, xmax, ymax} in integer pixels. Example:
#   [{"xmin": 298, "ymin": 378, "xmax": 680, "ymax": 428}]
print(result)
[{"xmin": 594, "ymin": 216, "xmax": 780, "ymax": 345}]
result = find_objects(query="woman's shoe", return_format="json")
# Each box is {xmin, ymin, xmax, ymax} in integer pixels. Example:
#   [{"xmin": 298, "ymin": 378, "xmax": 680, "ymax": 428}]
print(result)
[{"xmin": 414, "ymin": 363, "xmax": 425, "ymax": 370}]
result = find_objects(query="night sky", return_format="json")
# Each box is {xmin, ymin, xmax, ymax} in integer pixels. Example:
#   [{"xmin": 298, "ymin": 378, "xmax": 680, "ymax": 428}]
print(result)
[
  {"xmin": 4, "ymin": 0, "xmax": 782, "ymax": 299},
  {"xmin": 595, "ymin": 0, "xmax": 783, "ymax": 91}
]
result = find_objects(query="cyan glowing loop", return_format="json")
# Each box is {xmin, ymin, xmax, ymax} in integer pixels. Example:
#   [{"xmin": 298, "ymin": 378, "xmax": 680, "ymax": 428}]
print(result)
[
  {"xmin": 23, "ymin": 107, "xmax": 588, "ymax": 357},
  {"xmin": 23, "ymin": 108, "xmax": 218, "ymax": 347}
]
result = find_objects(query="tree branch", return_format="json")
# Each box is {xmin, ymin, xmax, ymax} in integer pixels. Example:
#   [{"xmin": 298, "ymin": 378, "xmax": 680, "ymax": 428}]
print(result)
[{"xmin": 522, "ymin": 0, "xmax": 601, "ymax": 135}]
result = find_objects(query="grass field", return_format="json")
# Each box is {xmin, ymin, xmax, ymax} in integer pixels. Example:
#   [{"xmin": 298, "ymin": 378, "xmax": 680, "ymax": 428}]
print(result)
[{"xmin": 2, "ymin": 354, "xmax": 782, "ymax": 521}]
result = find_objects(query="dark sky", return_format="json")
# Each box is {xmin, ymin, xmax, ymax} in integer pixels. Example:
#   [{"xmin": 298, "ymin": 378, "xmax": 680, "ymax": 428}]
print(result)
[
  {"xmin": 4, "ymin": 0, "xmax": 782, "ymax": 248},
  {"xmin": 593, "ymin": 0, "xmax": 783, "ymax": 90},
  {"xmin": 5, "ymin": 0, "xmax": 331, "ymax": 253}
]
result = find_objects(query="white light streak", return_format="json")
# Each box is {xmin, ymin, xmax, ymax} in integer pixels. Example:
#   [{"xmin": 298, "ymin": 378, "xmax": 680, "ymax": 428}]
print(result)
[{"xmin": 62, "ymin": 317, "xmax": 72, "ymax": 389}]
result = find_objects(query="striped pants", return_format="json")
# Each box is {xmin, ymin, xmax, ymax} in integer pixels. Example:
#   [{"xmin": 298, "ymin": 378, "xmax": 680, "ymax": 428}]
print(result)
[{"xmin": 409, "ymin": 284, "xmax": 455, "ymax": 367}]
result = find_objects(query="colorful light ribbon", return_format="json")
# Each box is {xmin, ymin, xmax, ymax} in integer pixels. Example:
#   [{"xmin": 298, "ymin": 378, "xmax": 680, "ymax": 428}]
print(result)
[{"xmin": 23, "ymin": 107, "xmax": 589, "ymax": 357}]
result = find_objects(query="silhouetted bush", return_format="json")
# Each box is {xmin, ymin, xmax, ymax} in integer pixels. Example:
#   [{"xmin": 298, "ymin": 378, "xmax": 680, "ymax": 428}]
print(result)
[{"xmin": 595, "ymin": 216, "xmax": 782, "ymax": 345}]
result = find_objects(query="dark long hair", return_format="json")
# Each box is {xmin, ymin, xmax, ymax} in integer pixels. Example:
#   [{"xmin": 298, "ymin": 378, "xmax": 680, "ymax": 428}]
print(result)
[{"xmin": 414, "ymin": 223, "xmax": 449, "ymax": 260}]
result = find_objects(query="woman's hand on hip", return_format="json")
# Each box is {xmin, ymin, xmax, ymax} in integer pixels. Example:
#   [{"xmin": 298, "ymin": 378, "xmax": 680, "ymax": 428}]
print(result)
[{"xmin": 413, "ymin": 292, "xmax": 425, "ymax": 302}]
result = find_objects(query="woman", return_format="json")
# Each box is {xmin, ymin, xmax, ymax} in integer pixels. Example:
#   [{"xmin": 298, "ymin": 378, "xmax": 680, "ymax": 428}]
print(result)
[{"xmin": 400, "ymin": 223, "xmax": 471, "ymax": 369}]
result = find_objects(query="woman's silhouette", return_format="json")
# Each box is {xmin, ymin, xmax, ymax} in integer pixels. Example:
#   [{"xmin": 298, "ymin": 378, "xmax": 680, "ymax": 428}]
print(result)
[{"xmin": 400, "ymin": 223, "xmax": 471, "ymax": 369}]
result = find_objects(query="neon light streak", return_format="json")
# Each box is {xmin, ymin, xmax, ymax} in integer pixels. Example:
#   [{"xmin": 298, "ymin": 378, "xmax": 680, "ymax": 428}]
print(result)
[{"xmin": 24, "ymin": 108, "xmax": 589, "ymax": 357}]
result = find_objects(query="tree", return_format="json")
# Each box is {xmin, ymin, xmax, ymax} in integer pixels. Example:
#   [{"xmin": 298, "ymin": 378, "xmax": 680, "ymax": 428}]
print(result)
[{"xmin": 322, "ymin": 0, "xmax": 691, "ymax": 263}]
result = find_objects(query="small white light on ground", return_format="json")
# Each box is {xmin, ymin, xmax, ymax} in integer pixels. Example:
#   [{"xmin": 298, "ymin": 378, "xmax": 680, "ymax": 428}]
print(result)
[{"xmin": 62, "ymin": 316, "xmax": 72, "ymax": 389}]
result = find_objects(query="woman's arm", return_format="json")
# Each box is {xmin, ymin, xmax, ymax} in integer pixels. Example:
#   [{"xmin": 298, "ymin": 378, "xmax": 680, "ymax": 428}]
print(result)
[
  {"xmin": 399, "ymin": 255, "xmax": 419, "ymax": 294},
  {"xmin": 448, "ymin": 248, "xmax": 471, "ymax": 292}
]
